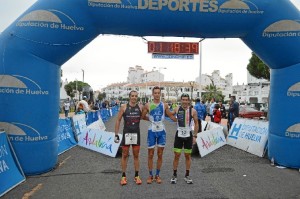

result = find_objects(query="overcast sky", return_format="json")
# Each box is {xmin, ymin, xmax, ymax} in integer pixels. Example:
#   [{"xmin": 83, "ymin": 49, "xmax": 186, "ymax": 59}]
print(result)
[{"xmin": 1, "ymin": 0, "xmax": 300, "ymax": 90}]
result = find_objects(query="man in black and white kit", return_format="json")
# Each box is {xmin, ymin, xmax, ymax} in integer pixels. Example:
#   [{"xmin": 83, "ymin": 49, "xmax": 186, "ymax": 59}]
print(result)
[
  {"xmin": 171, "ymin": 93, "xmax": 199, "ymax": 184},
  {"xmin": 115, "ymin": 90, "xmax": 144, "ymax": 186}
]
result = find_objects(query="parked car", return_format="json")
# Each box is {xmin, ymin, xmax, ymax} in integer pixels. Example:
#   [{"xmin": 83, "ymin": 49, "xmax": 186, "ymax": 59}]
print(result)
[{"xmin": 239, "ymin": 105, "xmax": 265, "ymax": 119}]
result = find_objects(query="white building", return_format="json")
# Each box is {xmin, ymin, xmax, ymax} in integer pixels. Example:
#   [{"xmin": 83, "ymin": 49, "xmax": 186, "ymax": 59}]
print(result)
[
  {"xmin": 127, "ymin": 65, "xmax": 164, "ymax": 83},
  {"xmin": 196, "ymin": 70, "xmax": 233, "ymax": 101},
  {"xmin": 60, "ymin": 79, "xmax": 69, "ymax": 100}
]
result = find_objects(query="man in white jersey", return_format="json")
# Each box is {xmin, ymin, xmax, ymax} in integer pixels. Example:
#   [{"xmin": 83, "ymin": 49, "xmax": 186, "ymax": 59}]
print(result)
[{"xmin": 142, "ymin": 86, "xmax": 177, "ymax": 184}]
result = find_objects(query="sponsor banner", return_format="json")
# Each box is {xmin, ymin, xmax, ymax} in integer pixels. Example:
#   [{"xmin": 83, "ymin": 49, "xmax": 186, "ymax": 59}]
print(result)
[
  {"xmin": 57, "ymin": 119, "xmax": 77, "ymax": 155},
  {"xmin": 88, "ymin": 0, "xmax": 264, "ymax": 15},
  {"xmin": 72, "ymin": 114, "xmax": 87, "ymax": 139},
  {"xmin": 227, "ymin": 118, "xmax": 269, "ymax": 157},
  {"xmin": 152, "ymin": 54, "xmax": 194, "ymax": 60},
  {"xmin": 0, "ymin": 131, "xmax": 25, "ymax": 197},
  {"xmin": 78, "ymin": 129, "xmax": 122, "ymax": 157},
  {"xmin": 196, "ymin": 127, "xmax": 226, "ymax": 157}
]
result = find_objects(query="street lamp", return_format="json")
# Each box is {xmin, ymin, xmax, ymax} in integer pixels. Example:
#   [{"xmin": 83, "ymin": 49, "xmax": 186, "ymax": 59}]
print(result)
[
  {"xmin": 157, "ymin": 67, "xmax": 167, "ymax": 88},
  {"xmin": 198, "ymin": 38, "xmax": 205, "ymax": 99},
  {"xmin": 189, "ymin": 81, "xmax": 196, "ymax": 101},
  {"xmin": 81, "ymin": 69, "xmax": 85, "ymax": 83}
]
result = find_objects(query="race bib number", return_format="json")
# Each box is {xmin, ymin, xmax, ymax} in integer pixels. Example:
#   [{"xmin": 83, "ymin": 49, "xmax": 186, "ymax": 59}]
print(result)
[
  {"xmin": 177, "ymin": 127, "xmax": 190, "ymax": 138},
  {"xmin": 151, "ymin": 121, "xmax": 164, "ymax": 132},
  {"xmin": 125, "ymin": 133, "xmax": 138, "ymax": 145}
]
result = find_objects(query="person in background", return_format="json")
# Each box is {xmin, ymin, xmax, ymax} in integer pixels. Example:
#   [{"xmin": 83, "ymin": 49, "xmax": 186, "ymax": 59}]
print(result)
[
  {"xmin": 229, "ymin": 96, "xmax": 239, "ymax": 127},
  {"xmin": 194, "ymin": 98, "xmax": 206, "ymax": 133},
  {"xmin": 76, "ymin": 96, "xmax": 90, "ymax": 114},
  {"xmin": 213, "ymin": 103, "xmax": 222, "ymax": 124},
  {"xmin": 219, "ymin": 101, "xmax": 226, "ymax": 119},
  {"xmin": 63, "ymin": 98, "xmax": 70, "ymax": 118},
  {"xmin": 209, "ymin": 97, "xmax": 216, "ymax": 122}
]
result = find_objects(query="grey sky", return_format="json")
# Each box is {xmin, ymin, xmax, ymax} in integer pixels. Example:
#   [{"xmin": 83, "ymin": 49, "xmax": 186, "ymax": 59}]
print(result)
[{"xmin": 1, "ymin": 0, "xmax": 299, "ymax": 90}]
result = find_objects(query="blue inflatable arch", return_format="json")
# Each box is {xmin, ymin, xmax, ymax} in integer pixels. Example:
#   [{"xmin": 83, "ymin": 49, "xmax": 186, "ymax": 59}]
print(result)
[{"xmin": 0, "ymin": 0, "xmax": 300, "ymax": 174}]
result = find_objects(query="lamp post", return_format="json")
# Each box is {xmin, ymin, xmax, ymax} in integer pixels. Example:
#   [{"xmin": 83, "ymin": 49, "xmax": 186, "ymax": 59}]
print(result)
[
  {"xmin": 189, "ymin": 81, "xmax": 196, "ymax": 101},
  {"xmin": 158, "ymin": 67, "xmax": 167, "ymax": 88},
  {"xmin": 198, "ymin": 38, "xmax": 205, "ymax": 99},
  {"xmin": 81, "ymin": 69, "xmax": 85, "ymax": 83}
]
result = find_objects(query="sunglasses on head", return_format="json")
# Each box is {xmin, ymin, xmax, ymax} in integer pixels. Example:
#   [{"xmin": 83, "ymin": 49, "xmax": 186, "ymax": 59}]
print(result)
[{"xmin": 181, "ymin": 93, "xmax": 189, "ymax": 98}]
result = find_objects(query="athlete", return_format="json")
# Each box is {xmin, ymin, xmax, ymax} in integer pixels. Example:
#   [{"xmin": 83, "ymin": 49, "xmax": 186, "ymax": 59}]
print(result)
[
  {"xmin": 170, "ymin": 93, "xmax": 199, "ymax": 184},
  {"xmin": 115, "ymin": 90, "xmax": 143, "ymax": 186},
  {"xmin": 142, "ymin": 86, "xmax": 177, "ymax": 184}
]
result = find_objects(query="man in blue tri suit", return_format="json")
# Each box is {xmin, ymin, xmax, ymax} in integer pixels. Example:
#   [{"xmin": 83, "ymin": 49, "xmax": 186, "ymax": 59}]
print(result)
[{"xmin": 142, "ymin": 86, "xmax": 177, "ymax": 184}]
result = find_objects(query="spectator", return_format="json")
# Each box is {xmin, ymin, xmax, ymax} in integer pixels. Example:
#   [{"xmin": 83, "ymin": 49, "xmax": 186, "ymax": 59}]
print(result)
[
  {"xmin": 76, "ymin": 96, "xmax": 90, "ymax": 114},
  {"xmin": 213, "ymin": 104, "xmax": 221, "ymax": 124},
  {"xmin": 209, "ymin": 98, "xmax": 216, "ymax": 122},
  {"xmin": 63, "ymin": 98, "xmax": 70, "ymax": 118},
  {"xmin": 219, "ymin": 101, "xmax": 226, "ymax": 118},
  {"xmin": 194, "ymin": 98, "xmax": 206, "ymax": 132},
  {"xmin": 229, "ymin": 96, "xmax": 239, "ymax": 127}
]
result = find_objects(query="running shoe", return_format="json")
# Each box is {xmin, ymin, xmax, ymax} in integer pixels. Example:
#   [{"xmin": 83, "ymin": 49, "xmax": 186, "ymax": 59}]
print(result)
[
  {"xmin": 170, "ymin": 176, "xmax": 177, "ymax": 184},
  {"xmin": 147, "ymin": 176, "xmax": 154, "ymax": 184},
  {"xmin": 134, "ymin": 176, "xmax": 142, "ymax": 185},
  {"xmin": 120, "ymin": 177, "xmax": 127, "ymax": 186},
  {"xmin": 155, "ymin": 175, "xmax": 162, "ymax": 184},
  {"xmin": 184, "ymin": 176, "xmax": 193, "ymax": 184}
]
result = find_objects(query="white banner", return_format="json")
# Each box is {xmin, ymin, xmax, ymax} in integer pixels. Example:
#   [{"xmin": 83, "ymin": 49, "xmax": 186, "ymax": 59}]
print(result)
[
  {"xmin": 78, "ymin": 129, "xmax": 122, "ymax": 157},
  {"xmin": 87, "ymin": 118, "xmax": 106, "ymax": 131},
  {"xmin": 72, "ymin": 114, "xmax": 87, "ymax": 138},
  {"xmin": 196, "ymin": 127, "xmax": 226, "ymax": 157},
  {"xmin": 227, "ymin": 118, "xmax": 269, "ymax": 157}
]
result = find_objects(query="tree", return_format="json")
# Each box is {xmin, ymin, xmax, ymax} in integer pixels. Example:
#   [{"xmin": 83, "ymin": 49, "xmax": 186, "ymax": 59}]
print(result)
[
  {"xmin": 247, "ymin": 52, "xmax": 270, "ymax": 80},
  {"xmin": 64, "ymin": 81, "xmax": 90, "ymax": 99},
  {"xmin": 97, "ymin": 92, "xmax": 106, "ymax": 101},
  {"xmin": 202, "ymin": 79, "xmax": 224, "ymax": 102}
]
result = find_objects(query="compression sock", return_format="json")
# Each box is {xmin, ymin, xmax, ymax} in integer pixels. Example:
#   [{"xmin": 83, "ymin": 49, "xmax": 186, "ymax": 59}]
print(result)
[
  {"xmin": 156, "ymin": 169, "xmax": 160, "ymax": 176},
  {"xmin": 149, "ymin": 170, "xmax": 153, "ymax": 176},
  {"xmin": 173, "ymin": 170, "xmax": 177, "ymax": 177},
  {"xmin": 185, "ymin": 170, "xmax": 190, "ymax": 177}
]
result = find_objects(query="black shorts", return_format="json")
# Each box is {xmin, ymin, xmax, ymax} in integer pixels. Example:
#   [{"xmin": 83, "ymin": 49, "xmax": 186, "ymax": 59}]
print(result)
[
  {"xmin": 121, "ymin": 132, "xmax": 140, "ymax": 147},
  {"xmin": 173, "ymin": 131, "xmax": 193, "ymax": 154}
]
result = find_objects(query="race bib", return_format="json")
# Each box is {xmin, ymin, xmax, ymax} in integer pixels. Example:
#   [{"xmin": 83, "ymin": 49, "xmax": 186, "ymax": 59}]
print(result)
[
  {"xmin": 177, "ymin": 127, "xmax": 190, "ymax": 138},
  {"xmin": 125, "ymin": 133, "xmax": 138, "ymax": 145},
  {"xmin": 151, "ymin": 121, "xmax": 164, "ymax": 132}
]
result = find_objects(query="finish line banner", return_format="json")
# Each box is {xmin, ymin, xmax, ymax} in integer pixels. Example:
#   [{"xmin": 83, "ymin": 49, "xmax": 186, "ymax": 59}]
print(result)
[
  {"xmin": 196, "ymin": 127, "xmax": 226, "ymax": 157},
  {"xmin": 57, "ymin": 119, "xmax": 77, "ymax": 155},
  {"xmin": 0, "ymin": 131, "xmax": 25, "ymax": 197},
  {"xmin": 78, "ymin": 129, "xmax": 122, "ymax": 157},
  {"xmin": 227, "ymin": 118, "xmax": 269, "ymax": 157},
  {"xmin": 72, "ymin": 114, "xmax": 87, "ymax": 139}
]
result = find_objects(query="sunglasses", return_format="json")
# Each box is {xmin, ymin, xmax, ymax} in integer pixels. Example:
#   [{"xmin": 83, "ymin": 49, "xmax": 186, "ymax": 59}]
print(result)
[{"xmin": 181, "ymin": 93, "xmax": 189, "ymax": 97}]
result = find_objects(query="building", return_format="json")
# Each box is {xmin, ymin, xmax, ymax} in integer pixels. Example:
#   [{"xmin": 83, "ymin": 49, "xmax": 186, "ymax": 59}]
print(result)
[{"xmin": 127, "ymin": 65, "xmax": 164, "ymax": 83}]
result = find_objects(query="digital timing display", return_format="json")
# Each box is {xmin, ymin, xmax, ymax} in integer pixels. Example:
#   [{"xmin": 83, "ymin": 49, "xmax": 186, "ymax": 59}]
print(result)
[{"xmin": 148, "ymin": 41, "xmax": 199, "ymax": 55}]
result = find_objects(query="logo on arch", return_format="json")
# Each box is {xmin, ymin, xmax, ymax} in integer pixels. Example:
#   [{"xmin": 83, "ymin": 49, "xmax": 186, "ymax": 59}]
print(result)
[
  {"xmin": 16, "ymin": 10, "xmax": 84, "ymax": 31},
  {"xmin": 262, "ymin": 20, "xmax": 300, "ymax": 38},
  {"xmin": 287, "ymin": 82, "xmax": 300, "ymax": 97},
  {"xmin": 218, "ymin": 0, "xmax": 264, "ymax": 14},
  {"xmin": 285, "ymin": 124, "xmax": 300, "ymax": 139}
]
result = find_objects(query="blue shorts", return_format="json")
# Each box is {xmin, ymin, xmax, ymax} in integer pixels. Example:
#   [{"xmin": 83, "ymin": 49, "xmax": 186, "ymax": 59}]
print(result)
[{"xmin": 147, "ymin": 130, "xmax": 166, "ymax": 148}]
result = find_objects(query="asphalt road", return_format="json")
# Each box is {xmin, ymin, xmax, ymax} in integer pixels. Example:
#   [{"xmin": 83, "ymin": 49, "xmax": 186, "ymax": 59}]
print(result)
[{"xmin": 3, "ymin": 116, "xmax": 300, "ymax": 199}]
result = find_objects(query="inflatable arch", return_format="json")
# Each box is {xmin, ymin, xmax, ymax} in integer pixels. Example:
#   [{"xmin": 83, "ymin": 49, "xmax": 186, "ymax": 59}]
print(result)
[{"xmin": 0, "ymin": 0, "xmax": 300, "ymax": 174}]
